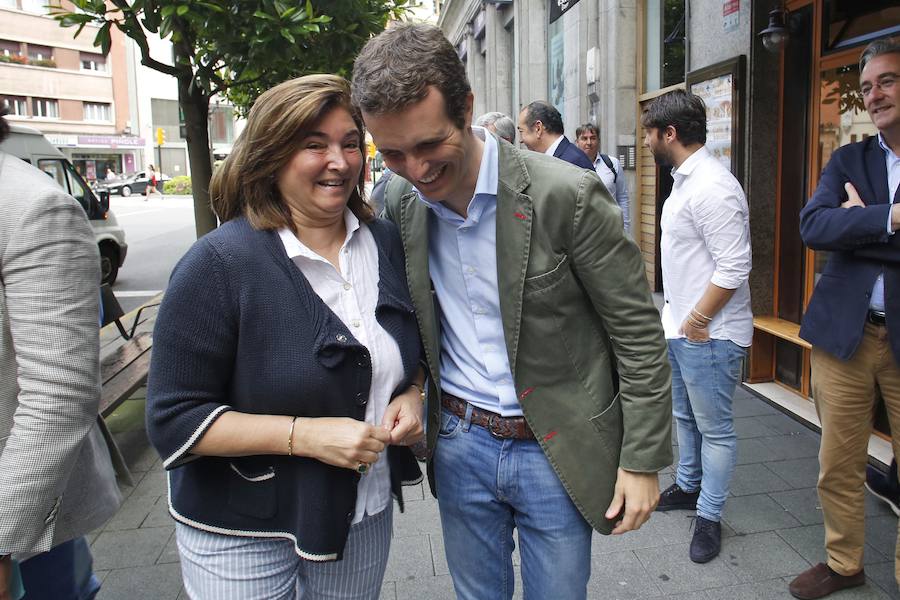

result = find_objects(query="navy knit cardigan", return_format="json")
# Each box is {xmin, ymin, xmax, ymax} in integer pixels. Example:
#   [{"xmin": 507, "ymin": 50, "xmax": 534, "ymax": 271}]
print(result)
[{"xmin": 146, "ymin": 216, "xmax": 423, "ymax": 561}]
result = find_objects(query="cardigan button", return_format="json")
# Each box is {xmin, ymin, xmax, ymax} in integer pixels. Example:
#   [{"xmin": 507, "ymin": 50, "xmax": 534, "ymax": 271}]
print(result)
[
  {"xmin": 336, "ymin": 334, "xmax": 348, "ymax": 343},
  {"xmin": 356, "ymin": 392, "xmax": 367, "ymax": 405},
  {"xmin": 346, "ymin": 511, "xmax": 354, "ymax": 523}
]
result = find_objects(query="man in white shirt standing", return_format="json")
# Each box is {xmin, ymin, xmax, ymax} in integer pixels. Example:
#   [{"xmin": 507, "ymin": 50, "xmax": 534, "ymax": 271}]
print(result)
[
  {"xmin": 642, "ymin": 89, "xmax": 753, "ymax": 564},
  {"xmin": 575, "ymin": 123, "xmax": 630, "ymax": 233}
]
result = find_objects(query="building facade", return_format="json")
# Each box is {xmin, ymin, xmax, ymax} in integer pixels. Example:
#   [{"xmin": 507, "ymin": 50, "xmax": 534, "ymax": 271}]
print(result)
[
  {"xmin": 0, "ymin": 0, "xmax": 143, "ymax": 182},
  {"xmin": 439, "ymin": 0, "xmax": 900, "ymax": 462}
]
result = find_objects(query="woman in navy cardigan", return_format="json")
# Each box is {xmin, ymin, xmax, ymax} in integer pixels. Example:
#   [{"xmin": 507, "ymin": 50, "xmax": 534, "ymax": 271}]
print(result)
[{"xmin": 146, "ymin": 75, "xmax": 424, "ymax": 599}]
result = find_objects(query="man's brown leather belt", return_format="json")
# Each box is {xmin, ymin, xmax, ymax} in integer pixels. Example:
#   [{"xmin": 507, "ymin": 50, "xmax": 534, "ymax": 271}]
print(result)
[{"xmin": 441, "ymin": 394, "xmax": 535, "ymax": 440}]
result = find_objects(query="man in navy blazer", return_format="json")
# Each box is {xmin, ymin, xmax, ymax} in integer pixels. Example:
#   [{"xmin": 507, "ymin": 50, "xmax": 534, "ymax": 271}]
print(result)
[
  {"xmin": 790, "ymin": 38, "xmax": 900, "ymax": 600},
  {"xmin": 517, "ymin": 101, "xmax": 595, "ymax": 170}
]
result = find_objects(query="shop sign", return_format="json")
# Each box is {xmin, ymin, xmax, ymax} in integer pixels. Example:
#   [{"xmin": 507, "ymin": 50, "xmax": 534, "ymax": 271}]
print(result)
[
  {"xmin": 723, "ymin": 0, "xmax": 740, "ymax": 33},
  {"xmin": 549, "ymin": 0, "xmax": 581, "ymax": 24},
  {"xmin": 46, "ymin": 134, "xmax": 78, "ymax": 147},
  {"xmin": 77, "ymin": 135, "xmax": 146, "ymax": 148}
]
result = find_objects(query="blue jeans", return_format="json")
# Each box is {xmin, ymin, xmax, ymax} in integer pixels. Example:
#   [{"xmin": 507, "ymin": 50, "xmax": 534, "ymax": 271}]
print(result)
[
  {"xmin": 668, "ymin": 338, "xmax": 747, "ymax": 522},
  {"xmin": 19, "ymin": 537, "xmax": 101, "ymax": 600},
  {"xmin": 433, "ymin": 406, "xmax": 592, "ymax": 600}
]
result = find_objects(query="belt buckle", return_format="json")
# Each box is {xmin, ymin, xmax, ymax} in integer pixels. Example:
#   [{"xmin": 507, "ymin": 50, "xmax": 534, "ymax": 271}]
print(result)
[{"xmin": 487, "ymin": 415, "xmax": 509, "ymax": 439}]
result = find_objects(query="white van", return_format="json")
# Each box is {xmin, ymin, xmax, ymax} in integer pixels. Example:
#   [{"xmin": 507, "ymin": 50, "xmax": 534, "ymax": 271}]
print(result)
[{"xmin": 0, "ymin": 123, "xmax": 128, "ymax": 284}]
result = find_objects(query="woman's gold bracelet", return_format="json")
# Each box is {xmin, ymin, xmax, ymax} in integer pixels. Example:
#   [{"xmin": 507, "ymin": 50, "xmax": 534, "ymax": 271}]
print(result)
[{"xmin": 287, "ymin": 416, "xmax": 298, "ymax": 456}]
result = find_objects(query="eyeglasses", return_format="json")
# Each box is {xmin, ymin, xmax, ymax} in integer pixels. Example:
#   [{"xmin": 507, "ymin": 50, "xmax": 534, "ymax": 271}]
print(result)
[{"xmin": 862, "ymin": 76, "xmax": 896, "ymax": 98}]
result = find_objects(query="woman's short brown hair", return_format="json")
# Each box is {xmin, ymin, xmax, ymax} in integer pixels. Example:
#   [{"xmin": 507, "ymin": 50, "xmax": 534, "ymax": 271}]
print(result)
[{"xmin": 210, "ymin": 74, "xmax": 372, "ymax": 229}]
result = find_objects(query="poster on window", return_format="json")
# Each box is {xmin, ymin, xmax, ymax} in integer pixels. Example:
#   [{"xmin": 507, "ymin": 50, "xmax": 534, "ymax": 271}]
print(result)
[
  {"xmin": 690, "ymin": 74, "xmax": 734, "ymax": 171},
  {"xmin": 549, "ymin": 23, "xmax": 565, "ymax": 112},
  {"xmin": 686, "ymin": 55, "xmax": 746, "ymax": 185}
]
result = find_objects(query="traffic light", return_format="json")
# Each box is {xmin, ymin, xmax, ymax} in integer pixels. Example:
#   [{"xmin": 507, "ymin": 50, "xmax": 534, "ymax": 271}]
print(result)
[{"xmin": 156, "ymin": 127, "xmax": 165, "ymax": 146}]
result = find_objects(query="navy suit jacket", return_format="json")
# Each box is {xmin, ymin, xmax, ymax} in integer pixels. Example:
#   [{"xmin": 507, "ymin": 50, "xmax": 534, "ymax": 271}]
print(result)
[
  {"xmin": 799, "ymin": 136, "xmax": 899, "ymax": 364},
  {"xmin": 552, "ymin": 136, "xmax": 595, "ymax": 170}
]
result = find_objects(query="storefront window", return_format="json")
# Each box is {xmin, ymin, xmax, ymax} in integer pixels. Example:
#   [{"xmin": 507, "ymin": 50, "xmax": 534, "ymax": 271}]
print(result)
[
  {"xmin": 812, "ymin": 59, "xmax": 878, "ymax": 283},
  {"xmin": 644, "ymin": 0, "xmax": 686, "ymax": 92},
  {"xmin": 823, "ymin": 1, "xmax": 900, "ymax": 53},
  {"xmin": 73, "ymin": 154, "xmax": 123, "ymax": 183}
]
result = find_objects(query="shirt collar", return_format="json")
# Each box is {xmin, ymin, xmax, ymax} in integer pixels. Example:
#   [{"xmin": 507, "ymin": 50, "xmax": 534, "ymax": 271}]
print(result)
[
  {"xmin": 278, "ymin": 208, "xmax": 361, "ymax": 261},
  {"xmin": 671, "ymin": 145, "xmax": 710, "ymax": 183},
  {"xmin": 416, "ymin": 126, "xmax": 498, "ymax": 219},
  {"xmin": 544, "ymin": 134, "xmax": 564, "ymax": 157},
  {"xmin": 878, "ymin": 133, "xmax": 900, "ymax": 162}
]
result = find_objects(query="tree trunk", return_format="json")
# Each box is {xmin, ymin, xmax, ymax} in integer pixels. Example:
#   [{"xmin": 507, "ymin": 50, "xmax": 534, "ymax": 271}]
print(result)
[{"xmin": 177, "ymin": 72, "xmax": 217, "ymax": 236}]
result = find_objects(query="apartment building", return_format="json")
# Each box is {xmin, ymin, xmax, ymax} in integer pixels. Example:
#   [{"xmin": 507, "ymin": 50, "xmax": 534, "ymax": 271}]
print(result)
[{"xmin": 0, "ymin": 0, "xmax": 141, "ymax": 181}]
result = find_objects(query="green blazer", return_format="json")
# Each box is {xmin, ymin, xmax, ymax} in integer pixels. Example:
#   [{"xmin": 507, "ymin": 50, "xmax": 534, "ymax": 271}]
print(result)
[{"xmin": 384, "ymin": 136, "xmax": 672, "ymax": 534}]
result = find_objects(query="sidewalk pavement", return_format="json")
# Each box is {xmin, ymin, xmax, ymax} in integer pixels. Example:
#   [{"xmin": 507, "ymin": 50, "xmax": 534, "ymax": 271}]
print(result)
[{"xmin": 92, "ymin": 385, "xmax": 900, "ymax": 600}]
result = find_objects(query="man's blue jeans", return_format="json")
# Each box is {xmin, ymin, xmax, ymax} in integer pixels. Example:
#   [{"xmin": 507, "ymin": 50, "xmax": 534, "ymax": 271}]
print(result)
[
  {"xmin": 668, "ymin": 338, "xmax": 747, "ymax": 522},
  {"xmin": 433, "ymin": 406, "xmax": 592, "ymax": 600},
  {"xmin": 19, "ymin": 537, "xmax": 101, "ymax": 600}
]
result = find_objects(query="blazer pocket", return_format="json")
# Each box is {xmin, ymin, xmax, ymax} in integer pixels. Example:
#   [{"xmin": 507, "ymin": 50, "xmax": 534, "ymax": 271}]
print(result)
[
  {"xmin": 524, "ymin": 254, "xmax": 570, "ymax": 293},
  {"xmin": 589, "ymin": 393, "xmax": 624, "ymax": 456},
  {"xmin": 227, "ymin": 462, "xmax": 277, "ymax": 519}
]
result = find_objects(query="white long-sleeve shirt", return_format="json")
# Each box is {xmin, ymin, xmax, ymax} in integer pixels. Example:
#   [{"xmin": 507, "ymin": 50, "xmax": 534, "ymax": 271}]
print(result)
[
  {"xmin": 279, "ymin": 210, "xmax": 401, "ymax": 524},
  {"xmin": 660, "ymin": 146, "xmax": 753, "ymax": 347}
]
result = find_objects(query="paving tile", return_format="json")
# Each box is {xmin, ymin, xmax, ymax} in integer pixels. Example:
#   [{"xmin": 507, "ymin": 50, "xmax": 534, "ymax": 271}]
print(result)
[
  {"xmin": 157, "ymin": 530, "xmax": 180, "ymax": 565},
  {"xmin": 101, "ymin": 492, "xmax": 159, "ymax": 531},
  {"xmin": 729, "ymin": 463, "xmax": 793, "ymax": 497},
  {"xmin": 735, "ymin": 438, "xmax": 778, "ymax": 465},
  {"xmin": 95, "ymin": 563, "xmax": 182, "ymax": 600},
  {"xmin": 776, "ymin": 523, "xmax": 888, "ymax": 567},
  {"xmin": 755, "ymin": 434, "xmax": 821, "ymax": 461},
  {"xmin": 379, "ymin": 581, "xmax": 397, "ymax": 600},
  {"xmin": 384, "ymin": 534, "xmax": 434, "ymax": 583},
  {"xmin": 732, "ymin": 393, "xmax": 779, "ymax": 418},
  {"xmin": 718, "ymin": 531, "xmax": 809, "ymax": 582},
  {"xmin": 734, "ymin": 417, "xmax": 778, "ymax": 439},
  {"xmin": 401, "ymin": 481, "xmax": 426, "ymax": 502},
  {"xmin": 766, "ymin": 457, "xmax": 821, "ymax": 490},
  {"xmin": 129, "ymin": 470, "xmax": 168, "ymax": 499},
  {"xmin": 643, "ymin": 593, "xmax": 709, "ymax": 600},
  {"xmin": 91, "ymin": 526, "xmax": 174, "ymax": 570},
  {"xmin": 722, "ymin": 494, "xmax": 801, "ymax": 534},
  {"xmin": 703, "ymin": 577, "xmax": 797, "ymax": 599},
  {"xmin": 866, "ymin": 516, "xmax": 900, "ymax": 562},
  {"xmin": 769, "ymin": 487, "xmax": 824, "ymax": 525},
  {"xmin": 756, "ymin": 414, "xmax": 813, "ymax": 436},
  {"xmin": 142, "ymin": 495, "xmax": 174, "ymax": 528},
  {"xmin": 395, "ymin": 574, "xmax": 456, "ymax": 599},
  {"xmin": 392, "ymin": 496, "xmax": 442, "ymax": 538},
  {"xmin": 865, "ymin": 561, "xmax": 900, "ymax": 599},
  {"xmin": 429, "ymin": 533, "xmax": 449, "ymax": 576},
  {"xmin": 634, "ymin": 542, "xmax": 741, "ymax": 594},
  {"xmin": 587, "ymin": 549, "xmax": 661, "ymax": 598}
]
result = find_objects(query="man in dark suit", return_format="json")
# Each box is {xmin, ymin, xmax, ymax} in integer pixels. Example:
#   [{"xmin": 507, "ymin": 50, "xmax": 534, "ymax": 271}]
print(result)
[
  {"xmin": 789, "ymin": 38, "xmax": 900, "ymax": 600},
  {"xmin": 517, "ymin": 101, "xmax": 594, "ymax": 170}
]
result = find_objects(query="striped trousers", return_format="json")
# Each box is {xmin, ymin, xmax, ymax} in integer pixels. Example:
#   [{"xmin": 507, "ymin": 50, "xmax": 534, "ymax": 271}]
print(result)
[{"xmin": 175, "ymin": 507, "xmax": 393, "ymax": 599}]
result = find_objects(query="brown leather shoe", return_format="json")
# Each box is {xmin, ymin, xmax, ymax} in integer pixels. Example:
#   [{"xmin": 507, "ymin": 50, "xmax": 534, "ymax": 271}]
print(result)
[{"xmin": 788, "ymin": 563, "xmax": 865, "ymax": 599}]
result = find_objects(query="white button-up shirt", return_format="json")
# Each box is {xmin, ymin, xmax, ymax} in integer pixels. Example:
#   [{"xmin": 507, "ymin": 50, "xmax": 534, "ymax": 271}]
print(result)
[
  {"xmin": 660, "ymin": 146, "xmax": 753, "ymax": 347},
  {"xmin": 279, "ymin": 210, "xmax": 402, "ymax": 524}
]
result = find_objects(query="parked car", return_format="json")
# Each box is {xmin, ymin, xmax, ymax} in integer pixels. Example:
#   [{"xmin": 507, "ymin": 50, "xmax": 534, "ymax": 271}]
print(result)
[
  {"xmin": 0, "ymin": 123, "xmax": 128, "ymax": 285},
  {"xmin": 103, "ymin": 170, "xmax": 171, "ymax": 197}
]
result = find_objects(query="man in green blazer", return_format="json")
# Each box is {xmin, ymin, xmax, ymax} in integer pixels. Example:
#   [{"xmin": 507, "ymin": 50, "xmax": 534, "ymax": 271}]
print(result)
[{"xmin": 352, "ymin": 23, "xmax": 672, "ymax": 600}]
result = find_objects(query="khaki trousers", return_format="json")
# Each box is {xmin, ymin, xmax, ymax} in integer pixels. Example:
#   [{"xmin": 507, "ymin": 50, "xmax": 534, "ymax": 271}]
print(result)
[{"xmin": 812, "ymin": 322, "xmax": 900, "ymax": 581}]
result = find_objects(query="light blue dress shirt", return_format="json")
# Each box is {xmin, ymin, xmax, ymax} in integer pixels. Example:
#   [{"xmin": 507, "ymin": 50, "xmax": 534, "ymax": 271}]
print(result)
[
  {"xmin": 415, "ymin": 129, "xmax": 521, "ymax": 416},
  {"xmin": 870, "ymin": 133, "xmax": 900, "ymax": 312}
]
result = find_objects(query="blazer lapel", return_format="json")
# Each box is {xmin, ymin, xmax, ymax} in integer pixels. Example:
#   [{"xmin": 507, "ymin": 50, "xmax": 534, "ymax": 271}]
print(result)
[
  {"xmin": 553, "ymin": 137, "xmax": 567, "ymax": 159},
  {"xmin": 864, "ymin": 136, "xmax": 889, "ymax": 205},
  {"xmin": 399, "ymin": 193, "xmax": 441, "ymax": 387},
  {"xmin": 495, "ymin": 142, "xmax": 532, "ymax": 376}
]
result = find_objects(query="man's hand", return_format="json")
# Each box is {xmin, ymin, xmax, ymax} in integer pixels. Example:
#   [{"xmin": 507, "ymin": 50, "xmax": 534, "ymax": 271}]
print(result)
[
  {"xmin": 382, "ymin": 385, "xmax": 425, "ymax": 446},
  {"xmin": 678, "ymin": 318, "xmax": 710, "ymax": 342},
  {"xmin": 0, "ymin": 555, "xmax": 12, "ymax": 600},
  {"xmin": 841, "ymin": 182, "xmax": 865, "ymax": 209},
  {"xmin": 605, "ymin": 469, "xmax": 660, "ymax": 535},
  {"xmin": 892, "ymin": 204, "xmax": 899, "ymax": 233}
]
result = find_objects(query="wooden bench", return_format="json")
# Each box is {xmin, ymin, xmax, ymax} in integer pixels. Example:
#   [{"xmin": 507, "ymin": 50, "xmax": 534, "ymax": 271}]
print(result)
[{"xmin": 99, "ymin": 285, "xmax": 160, "ymax": 418}]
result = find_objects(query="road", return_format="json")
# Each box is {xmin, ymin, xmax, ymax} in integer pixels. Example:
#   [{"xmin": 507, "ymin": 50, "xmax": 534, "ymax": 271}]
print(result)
[{"xmin": 108, "ymin": 194, "xmax": 198, "ymax": 314}]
